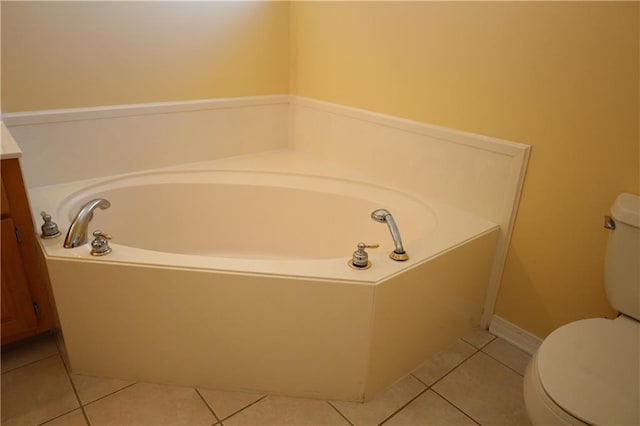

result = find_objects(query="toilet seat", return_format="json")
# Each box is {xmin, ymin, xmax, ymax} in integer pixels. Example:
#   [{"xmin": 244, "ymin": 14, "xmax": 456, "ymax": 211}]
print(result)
[{"xmin": 535, "ymin": 316, "xmax": 639, "ymax": 425}]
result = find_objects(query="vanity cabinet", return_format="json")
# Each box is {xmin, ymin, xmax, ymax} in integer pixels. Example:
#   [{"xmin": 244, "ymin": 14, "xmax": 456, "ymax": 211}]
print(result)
[{"xmin": 1, "ymin": 158, "xmax": 55, "ymax": 346}]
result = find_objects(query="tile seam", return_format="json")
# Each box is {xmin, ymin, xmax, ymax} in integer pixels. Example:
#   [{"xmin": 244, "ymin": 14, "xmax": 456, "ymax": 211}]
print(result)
[
  {"xmin": 429, "ymin": 388, "xmax": 482, "ymax": 426},
  {"xmin": 326, "ymin": 400, "xmax": 355, "ymax": 426},
  {"xmin": 1, "ymin": 352, "xmax": 60, "ymax": 375},
  {"xmin": 479, "ymin": 349, "xmax": 527, "ymax": 377},
  {"xmin": 56, "ymin": 354, "xmax": 91, "ymax": 425},
  {"xmin": 218, "ymin": 393, "xmax": 269, "ymax": 424},
  {"xmin": 377, "ymin": 387, "xmax": 430, "ymax": 426},
  {"xmin": 194, "ymin": 388, "xmax": 222, "ymax": 425}
]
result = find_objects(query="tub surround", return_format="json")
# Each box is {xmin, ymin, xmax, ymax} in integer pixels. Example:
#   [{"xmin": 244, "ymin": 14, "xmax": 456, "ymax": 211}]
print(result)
[
  {"xmin": 4, "ymin": 95, "xmax": 527, "ymax": 401},
  {"xmin": 2, "ymin": 95, "xmax": 291, "ymax": 188}
]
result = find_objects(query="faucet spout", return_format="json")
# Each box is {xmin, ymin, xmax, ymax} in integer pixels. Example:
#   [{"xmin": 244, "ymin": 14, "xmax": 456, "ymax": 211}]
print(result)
[
  {"xmin": 63, "ymin": 198, "xmax": 111, "ymax": 248},
  {"xmin": 371, "ymin": 209, "xmax": 409, "ymax": 261}
]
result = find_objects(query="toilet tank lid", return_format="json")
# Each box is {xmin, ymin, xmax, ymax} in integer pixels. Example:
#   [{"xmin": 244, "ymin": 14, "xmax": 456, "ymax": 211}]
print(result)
[{"xmin": 611, "ymin": 193, "xmax": 640, "ymax": 228}]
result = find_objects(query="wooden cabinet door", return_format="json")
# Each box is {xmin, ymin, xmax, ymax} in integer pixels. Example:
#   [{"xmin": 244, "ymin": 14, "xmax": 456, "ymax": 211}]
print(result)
[
  {"xmin": 1, "ymin": 179, "xmax": 9, "ymax": 217},
  {"xmin": 1, "ymin": 217, "xmax": 38, "ymax": 339}
]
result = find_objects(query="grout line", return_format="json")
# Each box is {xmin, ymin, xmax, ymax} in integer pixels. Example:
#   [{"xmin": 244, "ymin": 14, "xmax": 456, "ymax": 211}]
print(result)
[
  {"xmin": 380, "ymin": 337, "xmax": 486, "ymax": 424},
  {"xmin": 81, "ymin": 406, "xmax": 92, "ymax": 425},
  {"xmin": 80, "ymin": 381, "xmax": 138, "ymax": 409},
  {"xmin": 430, "ymin": 388, "xmax": 482, "ymax": 426},
  {"xmin": 56, "ymin": 353, "xmax": 92, "ymax": 425},
  {"xmin": 398, "ymin": 345, "xmax": 485, "ymax": 424},
  {"xmin": 461, "ymin": 334, "xmax": 497, "ymax": 351},
  {"xmin": 410, "ymin": 373, "xmax": 430, "ymax": 388},
  {"xmin": 36, "ymin": 407, "xmax": 85, "ymax": 426},
  {"xmin": 326, "ymin": 400, "xmax": 355, "ymax": 426},
  {"xmin": 1, "ymin": 352, "xmax": 60, "ymax": 375},
  {"xmin": 480, "ymin": 349, "xmax": 527, "ymax": 377},
  {"xmin": 411, "ymin": 347, "xmax": 480, "ymax": 389},
  {"xmin": 194, "ymin": 388, "xmax": 222, "ymax": 424},
  {"xmin": 1, "ymin": 331, "xmax": 60, "ymax": 374},
  {"xmin": 218, "ymin": 394, "xmax": 269, "ymax": 423},
  {"xmin": 377, "ymin": 387, "xmax": 430, "ymax": 426}
]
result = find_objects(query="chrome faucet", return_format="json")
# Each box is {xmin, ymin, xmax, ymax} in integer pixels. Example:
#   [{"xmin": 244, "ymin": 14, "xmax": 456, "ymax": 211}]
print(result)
[
  {"xmin": 63, "ymin": 198, "xmax": 111, "ymax": 248},
  {"xmin": 371, "ymin": 209, "xmax": 409, "ymax": 261}
]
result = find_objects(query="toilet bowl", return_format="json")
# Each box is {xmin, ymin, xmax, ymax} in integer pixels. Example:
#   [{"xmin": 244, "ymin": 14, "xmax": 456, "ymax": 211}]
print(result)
[
  {"xmin": 523, "ymin": 193, "xmax": 640, "ymax": 426},
  {"xmin": 524, "ymin": 316, "xmax": 639, "ymax": 425}
]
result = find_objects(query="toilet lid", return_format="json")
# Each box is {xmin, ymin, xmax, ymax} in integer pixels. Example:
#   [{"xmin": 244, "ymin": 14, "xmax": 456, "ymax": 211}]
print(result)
[{"xmin": 537, "ymin": 316, "xmax": 640, "ymax": 426}]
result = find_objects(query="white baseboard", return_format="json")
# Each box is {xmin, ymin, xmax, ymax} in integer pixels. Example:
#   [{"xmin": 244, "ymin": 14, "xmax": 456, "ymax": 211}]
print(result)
[{"xmin": 489, "ymin": 315, "xmax": 542, "ymax": 355}]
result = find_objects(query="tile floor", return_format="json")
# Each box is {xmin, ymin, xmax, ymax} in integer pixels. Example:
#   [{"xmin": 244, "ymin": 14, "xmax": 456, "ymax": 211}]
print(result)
[{"xmin": 1, "ymin": 328, "xmax": 532, "ymax": 426}]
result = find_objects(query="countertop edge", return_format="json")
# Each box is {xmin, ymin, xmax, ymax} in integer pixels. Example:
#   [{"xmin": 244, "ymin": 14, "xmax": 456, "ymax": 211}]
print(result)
[{"xmin": 1, "ymin": 121, "xmax": 22, "ymax": 160}]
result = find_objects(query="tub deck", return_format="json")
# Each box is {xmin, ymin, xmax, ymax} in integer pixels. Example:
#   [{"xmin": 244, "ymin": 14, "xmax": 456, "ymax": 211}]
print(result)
[{"xmin": 31, "ymin": 150, "xmax": 497, "ymax": 284}]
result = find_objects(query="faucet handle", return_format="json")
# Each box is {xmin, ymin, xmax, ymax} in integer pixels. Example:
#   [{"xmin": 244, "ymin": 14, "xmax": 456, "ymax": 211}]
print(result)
[
  {"xmin": 359, "ymin": 243, "xmax": 379, "ymax": 249},
  {"xmin": 92, "ymin": 230, "xmax": 111, "ymax": 239},
  {"xmin": 40, "ymin": 211, "xmax": 61, "ymax": 239},
  {"xmin": 349, "ymin": 242, "xmax": 379, "ymax": 270},
  {"xmin": 90, "ymin": 230, "xmax": 112, "ymax": 256}
]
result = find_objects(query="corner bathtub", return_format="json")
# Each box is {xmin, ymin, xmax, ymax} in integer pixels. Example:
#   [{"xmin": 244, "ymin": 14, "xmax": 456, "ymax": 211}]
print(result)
[{"xmin": 31, "ymin": 152, "xmax": 499, "ymax": 401}]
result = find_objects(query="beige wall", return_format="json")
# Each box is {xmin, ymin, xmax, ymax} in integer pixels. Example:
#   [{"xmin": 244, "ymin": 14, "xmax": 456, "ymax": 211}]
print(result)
[
  {"xmin": 291, "ymin": 1, "xmax": 639, "ymax": 338},
  {"xmin": 1, "ymin": 1, "xmax": 289, "ymax": 111},
  {"xmin": 2, "ymin": 2, "xmax": 638, "ymax": 338}
]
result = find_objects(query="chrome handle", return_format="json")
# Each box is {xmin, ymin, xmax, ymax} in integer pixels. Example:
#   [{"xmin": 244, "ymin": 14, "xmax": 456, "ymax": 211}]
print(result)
[
  {"xmin": 39, "ymin": 211, "xmax": 61, "ymax": 239},
  {"xmin": 349, "ymin": 242, "xmax": 379, "ymax": 270},
  {"xmin": 90, "ymin": 230, "xmax": 112, "ymax": 256},
  {"xmin": 604, "ymin": 216, "xmax": 616, "ymax": 230}
]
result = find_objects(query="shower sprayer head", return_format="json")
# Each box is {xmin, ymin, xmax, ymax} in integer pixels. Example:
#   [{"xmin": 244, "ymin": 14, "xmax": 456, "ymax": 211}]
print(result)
[{"xmin": 371, "ymin": 209, "xmax": 391, "ymax": 223}]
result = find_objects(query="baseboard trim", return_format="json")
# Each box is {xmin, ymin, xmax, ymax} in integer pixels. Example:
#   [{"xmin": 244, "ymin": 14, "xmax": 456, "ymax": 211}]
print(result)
[{"xmin": 489, "ymin": 315, "xmax": 542, "ymax": 355}]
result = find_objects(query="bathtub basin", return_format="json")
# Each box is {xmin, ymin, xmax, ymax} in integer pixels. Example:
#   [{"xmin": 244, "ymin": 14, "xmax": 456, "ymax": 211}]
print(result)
[{"xmin": 30, "ymin": 151, "xmax": 499, "ymax": 401}]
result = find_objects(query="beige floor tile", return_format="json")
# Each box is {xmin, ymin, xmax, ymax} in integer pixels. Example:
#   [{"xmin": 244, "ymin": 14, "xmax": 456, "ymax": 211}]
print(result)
[
  {"xmin": 197, "ymin": 387, "xmax": 264, "ymax": 420},
  {"xmin": 482, "ymin": 338, "xmax": 531, "ymax": 376},
  {"xmin": 460, "ymin": 327, "xmax": 496, "ymax": 349},
  {"xmin": 412, "ymin": 339, "xmax": 477, "ymax": 386},
  {"xmin": 433, "ymin": 352, "xmax": 531, "ymax": 426},
  {"xmin": 224, "ymin": 395, "xmax": 349, "ymax": 426},
  {"xmin": 84, "ymin": 382, "xmax": 216, "ymax": 426},
  {"xmin": 72, "ymin": 373, "xmax": 135, "ymax": 405},
  {"xmin": 41, "ymin": 409, "xmax": 88, "ymax": 425},
  {"xmin": 330, "ymin": 375, "xmax": 426, "ymax": 426},
  {"xmin": 1, "ymin": 333, "xmax": 59, "ymax": 373},
  {"xmin": 385, "ymin": 390, "xmax": 476, "ymax": 426},
  {"xmin": 1, "ymin": 355, "xmax": 80, "ymax": 426}
]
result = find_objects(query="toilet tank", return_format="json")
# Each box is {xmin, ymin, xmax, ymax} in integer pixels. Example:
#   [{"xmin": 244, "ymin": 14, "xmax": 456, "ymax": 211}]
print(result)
[{"xmin": 605, "ymin": 193, "xmax": 640, "ymax": 320}]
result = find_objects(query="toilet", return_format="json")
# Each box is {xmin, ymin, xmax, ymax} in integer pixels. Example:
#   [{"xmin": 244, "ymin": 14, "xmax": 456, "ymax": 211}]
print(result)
[{"xmin": 523, "ymin": 193, "xmax": 640, "ymax": 426}]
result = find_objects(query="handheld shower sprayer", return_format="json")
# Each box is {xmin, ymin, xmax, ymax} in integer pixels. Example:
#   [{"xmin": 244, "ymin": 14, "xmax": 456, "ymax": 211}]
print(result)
[{"xmin": 370, "ymin": 209, "xmax": 409, "ymax": 261}]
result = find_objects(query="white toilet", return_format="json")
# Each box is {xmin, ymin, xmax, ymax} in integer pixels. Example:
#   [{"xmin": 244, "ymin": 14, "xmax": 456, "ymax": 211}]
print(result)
[{"xmin": 523, "ymin": 193, "xmax": 640, "ymax": 426}]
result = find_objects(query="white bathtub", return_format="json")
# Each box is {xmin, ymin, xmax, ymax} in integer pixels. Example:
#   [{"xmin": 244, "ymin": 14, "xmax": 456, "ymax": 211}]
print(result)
[{"xmin": 31, "ymin": 150, "xmax": 500, "ymax": 401}]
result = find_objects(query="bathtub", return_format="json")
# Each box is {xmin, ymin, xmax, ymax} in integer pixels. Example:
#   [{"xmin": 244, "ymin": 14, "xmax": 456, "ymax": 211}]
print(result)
[{"xmin": 31, "ymin": 150, "xmax": 500, "ymax": 401}]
